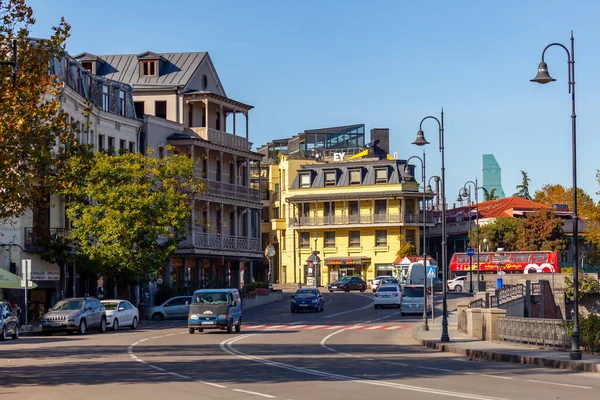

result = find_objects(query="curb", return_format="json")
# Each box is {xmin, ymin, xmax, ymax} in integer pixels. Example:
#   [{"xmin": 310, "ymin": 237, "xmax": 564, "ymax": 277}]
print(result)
[{"xmin": 411, "ymin": 327, "xmax": 600, "ymax": 374}]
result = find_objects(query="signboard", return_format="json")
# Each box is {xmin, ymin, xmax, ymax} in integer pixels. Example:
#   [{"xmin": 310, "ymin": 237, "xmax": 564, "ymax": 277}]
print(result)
[
  {"xmin": 265, "ymin": 244, "xmax": 276, "ymax": 259},
  {"xmin": 426, "ymin": 265, "xmax": 437, "ymax": 279},
  {"xmin": 31, "ymin": 270, "xmax": 60, "ymax": 281},
  {"xmin": 21, "ymin": 259, "xmax": 33, "ymax": 288},
  {"xmin": 467, "ymin": 248, "xmax": 474, "ymax": 257}
]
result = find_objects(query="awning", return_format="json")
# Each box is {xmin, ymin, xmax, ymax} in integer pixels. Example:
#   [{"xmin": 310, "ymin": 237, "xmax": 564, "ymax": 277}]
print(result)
[
  {"xmin": 324, "ymin": 257, "xmax": 371, "ymax": 266},
  {"xmin": 0, "ymin": 269, "xmax": 38, "ymax": 289}
]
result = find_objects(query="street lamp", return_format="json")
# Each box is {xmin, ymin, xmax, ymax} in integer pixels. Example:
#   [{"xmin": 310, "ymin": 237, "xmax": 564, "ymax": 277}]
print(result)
[
  {"xmin": 460, "ymin": 179, "xmax": 481, "ymax": 293},
  {"xmin": 530, "ymin": 31, "xmax": 581, "ymax": 360},
  {"xmin": 404, "ymin": 151, "xmax": 429, "ymax": 331},
  {"xmin": 426, "ymin": 176, "xmax": 441, "ymax": 212},
  {"xmin": 413, "ymin": 108, "xmax": 449, "ymax": 342}
]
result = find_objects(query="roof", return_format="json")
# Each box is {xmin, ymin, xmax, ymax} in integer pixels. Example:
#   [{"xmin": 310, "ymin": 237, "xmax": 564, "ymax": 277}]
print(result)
[
  {"xmin": 392, "ymin": 256, "xmax": 436, "ymax": 266},
  {"xmin": 74, "ymin": 51, "xmax": 207, "ymax": 87},
  {"xmin": 304, "ymin": 124, "xmax": 365, "ymax": 134},
  {"xmin": 475, "ymin": 196, "xmax": 551, "ymax": 219}
]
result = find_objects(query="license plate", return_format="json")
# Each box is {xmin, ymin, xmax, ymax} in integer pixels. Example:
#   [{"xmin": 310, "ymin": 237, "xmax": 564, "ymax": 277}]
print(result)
[
  {"xmin": 202, "ymin": 321, "xmax": 215, "ymax": 325},
  {"xmin": 299, "ymin": 304, "xmax": 308, "ymax": 307},
  {"xmin": 331, "ymin": 286, "xmax": 337, "ymax": 289}
]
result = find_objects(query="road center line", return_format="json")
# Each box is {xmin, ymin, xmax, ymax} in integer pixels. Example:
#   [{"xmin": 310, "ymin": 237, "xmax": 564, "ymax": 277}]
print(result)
[
  {"xmin": 525, "ymin": 379, "xmax": 592, "ymax": 389},
  {"xmin": 233, "ymin": 389, "xmax": 277, "ymax": 398}
]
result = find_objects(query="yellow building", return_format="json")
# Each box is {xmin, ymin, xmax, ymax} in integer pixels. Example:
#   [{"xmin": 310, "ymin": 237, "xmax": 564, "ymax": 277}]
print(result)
[{"xmin": 266, "ymin": 152, "xmax": 434, "ymax": 286}]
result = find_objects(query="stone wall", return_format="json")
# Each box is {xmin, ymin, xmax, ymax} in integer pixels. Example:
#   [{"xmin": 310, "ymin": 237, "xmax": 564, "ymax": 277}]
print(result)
[{"xmin": 242, "ymin": 290, "xmax": 284, "ymax": 310}]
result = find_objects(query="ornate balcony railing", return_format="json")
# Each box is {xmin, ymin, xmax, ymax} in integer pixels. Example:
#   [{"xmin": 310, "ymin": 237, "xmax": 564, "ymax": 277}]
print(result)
[
  {"xmin": 288, "ymin": 212, "xmax": 433, "ymax": 227},
  {"xmin": 190, "ymin": 232, "xmax": 261, "ymax": 253},
  {"xmin": 191, "ymin": 127, "xmax": 252, "ymax": 152},
  {"xmin": 24, "ymin": 228, "xmax": 70, "ymax": 251},
  {"xmin": 196, "ymin": 178, "xmax": 260, "ymax": 202},
  {"xmin": 498, "ymin": 317, "xmax": 570, "ymax": 349}
]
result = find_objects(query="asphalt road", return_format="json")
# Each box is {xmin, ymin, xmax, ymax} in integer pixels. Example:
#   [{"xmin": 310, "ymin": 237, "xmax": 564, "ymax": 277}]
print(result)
[{"xmin": 1, "ymin": 290, "xmax": 599, "ymax": 400}]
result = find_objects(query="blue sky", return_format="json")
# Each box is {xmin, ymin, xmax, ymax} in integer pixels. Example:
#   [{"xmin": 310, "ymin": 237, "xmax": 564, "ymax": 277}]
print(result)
[{"xmin": 28, "ymin": 0, "xmax": 600, "ymax": 202}]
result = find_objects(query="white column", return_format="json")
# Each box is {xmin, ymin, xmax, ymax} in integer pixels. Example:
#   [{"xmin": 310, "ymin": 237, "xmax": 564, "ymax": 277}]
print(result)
[
  {"xmin": 219, "ymin": 104, "xmax": 224, "ymax": 131},
  {"xmin": 233, "ymin": 109, "xmax": 237, "ymax": 136},
  {"xmin": 245, "ymin": 112, "xmax": 249, "ymax": 141},
  {"xmin": 204, "ymin": 99, "xmax": 209, "ymax": 128},
  {"xmin": 233, "ymin": 205, "xmax": 238, "ymax": 239}
]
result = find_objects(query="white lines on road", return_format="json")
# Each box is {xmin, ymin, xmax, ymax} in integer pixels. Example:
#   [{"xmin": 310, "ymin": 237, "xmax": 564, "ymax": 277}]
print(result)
[
  {"xmin": 417, "ymin": 366, "xmax": 454, "ymax": 373},
  {"xmin": 322, "ymin": 294, "xmax": 374, "ymax": 318},
  {"xmin": 525, "ymin": 380, "xmax": 592, "ymax": 389},
  {"xmin": 233, "ymin": 389, "xmax": 277, "ymax": 398},
  {"xmin": 198, "ymin": 381, "xmax": 228, "ymax": 388},
  {"xmin": 464, "ymin": 372, "xmax": 513, "ymax": 380}
]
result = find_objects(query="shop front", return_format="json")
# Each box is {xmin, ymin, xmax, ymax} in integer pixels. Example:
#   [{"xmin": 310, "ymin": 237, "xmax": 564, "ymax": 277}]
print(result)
[{"xmin": 324, "ymin": 257, "xmax": 371, "ymax": 285}]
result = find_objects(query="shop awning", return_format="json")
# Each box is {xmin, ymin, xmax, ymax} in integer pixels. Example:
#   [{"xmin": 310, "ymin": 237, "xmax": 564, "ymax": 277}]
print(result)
[
  {"xmin": 0, "ymin": 269, "xmax": 38, "ymax": 289},
  {"xmin": 324, "ymin": 257, "xmax": 371, "ymax": 266}
]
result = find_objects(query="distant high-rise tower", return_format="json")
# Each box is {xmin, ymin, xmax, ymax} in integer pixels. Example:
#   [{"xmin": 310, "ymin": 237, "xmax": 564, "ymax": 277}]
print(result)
[{"xmin": 482, "ymin": 154, "xmax": 505, "ymax": 199}]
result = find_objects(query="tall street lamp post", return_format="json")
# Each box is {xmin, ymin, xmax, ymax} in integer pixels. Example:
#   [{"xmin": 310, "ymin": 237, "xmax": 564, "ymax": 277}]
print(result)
[
  {"xmin": 413, "ymin": 108, "xmax": 449, "ymax": 342},
  {"xmin": 530, "ymin": 31, "xmax": 581, "ymax": 360},
  {"xmin": 405, "ymin": 151, "xmax": 429, "ymax": 331},
  {"xmin": 459, "ymin": 179, "xmax": 481, "ymax": 293}
]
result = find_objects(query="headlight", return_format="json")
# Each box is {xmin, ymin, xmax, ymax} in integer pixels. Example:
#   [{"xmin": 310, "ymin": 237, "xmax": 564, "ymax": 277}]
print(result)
[
  {"xmin": 311, "ymin": 299, "xmax": 318, "ymax": 304},
  {"xmin": 218, "ymin": 314, "xmax": 228, "ymax": 319},
  {"xmin": 189, "ymin": 314, "xmax": 198, "ymax": 319}
]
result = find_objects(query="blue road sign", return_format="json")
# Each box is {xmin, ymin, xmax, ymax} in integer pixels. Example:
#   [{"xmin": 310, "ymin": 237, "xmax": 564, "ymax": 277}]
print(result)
[
  {"xmin": 426, "ymin": 265, "xmax": 437, "ymax": 279},
  {"xmin": 467, "ymin": 248, "xmax": 475, "ymax": 257}
]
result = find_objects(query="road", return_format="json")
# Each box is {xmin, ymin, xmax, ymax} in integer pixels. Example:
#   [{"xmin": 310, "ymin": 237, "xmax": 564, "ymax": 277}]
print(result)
[{"xmin": 1, "ymin": 290, "xmax": 599, "ymax": 400}]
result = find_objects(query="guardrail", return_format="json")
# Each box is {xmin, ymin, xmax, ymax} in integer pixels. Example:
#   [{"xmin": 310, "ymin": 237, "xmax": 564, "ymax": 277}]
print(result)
[{"xmin": 498, "ymin": 316, "xmax": 569, "ymax": 349}]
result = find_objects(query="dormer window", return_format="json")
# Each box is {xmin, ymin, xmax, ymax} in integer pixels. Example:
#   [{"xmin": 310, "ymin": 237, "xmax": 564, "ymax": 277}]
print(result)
[
  {"xmin": 142, "ymin": 60, "xmax": 157, "ymax": 77},
  {"xmin": 325, "ymin": 171, "xmax": 337, "ymax": 186},
  {"xmin": 375, "ymin": 168, "xmax": 387, "ymax": 184},
  {"xmin": 349, "ymin": 169, "xmax": 362, "ymax": 185},
  {"xmin": 299, "ymin": 173, "xmax": 311, "ymax": 188},
  {"xmin": 82, "ymin": 62, "xmax": 93, "ymax": 72}
]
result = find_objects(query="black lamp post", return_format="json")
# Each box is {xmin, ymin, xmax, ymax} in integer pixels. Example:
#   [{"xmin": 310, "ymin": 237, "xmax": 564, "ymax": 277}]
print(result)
[
  {"xmin": 405, "ymin": 152, "xmax": 429, "ymax": 331},
  {"xmin": 530, "ymin": 31, "xmax": 581, "ymax": 360},
  {"xmin": 459, "ymin": 179, "xmax": 481, "ymax": 293},
  {"xmin": 414, "ymin": 109, "xmax": 449, "ymax": 342}
]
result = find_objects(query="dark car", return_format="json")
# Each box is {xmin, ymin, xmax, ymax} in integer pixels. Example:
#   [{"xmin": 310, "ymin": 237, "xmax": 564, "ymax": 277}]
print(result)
[
  {"xmin": 328, "ymin": 276, "xmax": 367, "ymax": 292},
  {"xmin": 0, "ymin": 302, "xmax": 19, "ymax": 341},
  {"xmin": 426, "ymin": 277, "xmax": 444, "ymax": 293},
  {"xmin": 41, "ymin": 297, "xmax": 107, "ymax": 335},
  {"xmin": 291, "ymin": 288, "xmax": 324, "ymax": 313}
]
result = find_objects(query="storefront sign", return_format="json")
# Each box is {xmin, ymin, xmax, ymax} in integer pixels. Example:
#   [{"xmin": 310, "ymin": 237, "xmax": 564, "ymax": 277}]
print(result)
[{"xmin": 31, "ymin": 270, "xmax": 60, "ymax": 281}]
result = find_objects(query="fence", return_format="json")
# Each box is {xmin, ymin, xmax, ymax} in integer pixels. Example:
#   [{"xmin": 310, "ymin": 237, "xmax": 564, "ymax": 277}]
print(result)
[{"xmin": 498, "ymin": 316, "xmax": 570, "ymax": 349}]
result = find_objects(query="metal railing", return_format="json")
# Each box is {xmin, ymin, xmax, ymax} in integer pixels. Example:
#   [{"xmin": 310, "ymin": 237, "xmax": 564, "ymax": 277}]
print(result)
[
  {"xmin": 532, "ymin": 282, "xmax": 542, "ymax": 296},
  {"xmin": 469, "ymin": 298, "xmax": 485, "ymax": 308},
  {"xmin": 498, "ymin": 316, "xmax": 570, "ymax": 349},
  {"xmin": 289, "ymin": 212, "xmax": 433, "ymax": 227},
  {"xmin": 24, "ymin": 227, "xmax": 70, "ymax": 250},
  {"xmin": 460, "ymin": 309, "xmax": 468, "ymax": 333},
  {"xmin": 191, "ymin": 232, "xmax": 262, "ymax": 253},
  {"xmin": 196, "ymin": 178, "xmax": 261, "ymax": 202},
  {"xmin": 191, "ymin": 127, "xmax": 252, "ymax": 151}
]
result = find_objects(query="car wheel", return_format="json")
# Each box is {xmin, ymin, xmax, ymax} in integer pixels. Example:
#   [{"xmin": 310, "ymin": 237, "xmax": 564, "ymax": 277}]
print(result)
[
  {"xmin": 0, "ymin": 327, "xmax": 5, "ymax": 341},
  {"xmin": 227, "ymin": 321, "xmax": 233, "ymax": 334},
  {"xmin": 43, "ymin": 331, "xmax": 53, "ymax": 336},
  {"xmin": 112, "ymin": 319, "xmax": 119, "ymax": 332},
  {"xmin": 454, "ymin": 285, "xmax": 462, "ymax": 292},
  {"xmin": 188, "ymin": 328, "xmax": 195, "ymax": 334},
  {"xmin": 152, "ymin": 313, "xmax": 164, "ymax": 321},
  {"xmin": 328, "ymin": 290, "xmax": 333, "ymax": 293},
  {"xmin": 98, "ymin": 317, "xmax": 107, "ymax": 333},
  {"xmin": 400, "ymin": 312, "xmax": 405, "ymax": 316},
  {"xmin": 198, "ymin": 328, "xmax": 203, "ymax": 333},
  {"xmin": 12, "ymin": 325, "xmax": 19, "ymax": 340},
  {"xmin": 360, "ymin": 288, "xmax": 365, "ymax": 292},
  {"xmin": 291, "ymin": 307, "xmax": 296, "ymax": 313},
  {"xmin": 78, "ymin": 319, "xmax": 87, "ymax": 335},
  {"xmin": 235, "ymin": 319, "xmax": 241, "ymax": 333},
  {"xmin": 131, "ymin": 317, "xmax": 138, "ymax": 330},
  {"xmin": 344, "ymin": 288, "xmax": 350, "ymax": 293},
  {"xmin": 374, "ymin": 305, "xmax": 379, "ymax": 309}
]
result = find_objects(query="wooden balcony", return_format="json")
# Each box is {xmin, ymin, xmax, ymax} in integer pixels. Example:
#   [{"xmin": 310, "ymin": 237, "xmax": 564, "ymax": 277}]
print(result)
[
  {"xmin": 191, "ymin": 127, "xmax": 252, "ymax": 152},
  {"xmin": 288, "ymin": 213, "xmax": 434, "ymax": 228},
  {"xmin": 196, "ymin": 177, "xmax": 261, "ymax": 203}
]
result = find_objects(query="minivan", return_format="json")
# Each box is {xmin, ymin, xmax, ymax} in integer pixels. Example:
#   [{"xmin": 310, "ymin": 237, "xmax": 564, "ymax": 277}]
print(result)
[
  {"xmin": 187, "ymin": 289, "xmax": 242, "ymax": 334},
  {"xmin": 400, "ymin": 285, "xmax": 431, "ymax": 316}
]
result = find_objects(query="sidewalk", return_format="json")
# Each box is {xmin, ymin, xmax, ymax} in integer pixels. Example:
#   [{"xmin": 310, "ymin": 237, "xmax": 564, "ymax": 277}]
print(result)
[{"xmin": 412, "ymin": 314, "xmax": 600, "ymax": 374}]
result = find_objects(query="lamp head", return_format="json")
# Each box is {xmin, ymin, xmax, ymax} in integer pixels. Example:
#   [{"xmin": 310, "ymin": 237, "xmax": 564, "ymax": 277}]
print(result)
[
  {"xmin": 456, "ymin": 194, "xmax": 463, "ymax": 202},
  {"xmin": 461, "ymin": 188, "xmax": 469, "ymax": 198},
  {"xmin": 425, "ymin": 184, "xmax": 434, "ymax": 194},
  {"xmin": 403, "ymin": 165, "xmax": 413, "ymax": 179},
  {"xmin": 412, "ymin": 130, "xmax": 430, "ymax": 146},
  {"xmin": 530, "ymin": 61, "xmax": 556, "ymax": 84}
]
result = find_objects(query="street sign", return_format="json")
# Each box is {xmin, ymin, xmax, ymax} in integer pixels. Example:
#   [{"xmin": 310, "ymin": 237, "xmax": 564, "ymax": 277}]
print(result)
[
  {"xmin": 265, "ymin": 244, "xmax": 276, "ymax": 259},
  {"xmin": 426, "ymin": 265, "xmax": 437, "ymax": 279},
  {"xmin": 467, "ymin": 248, "xmax": 475, "ymax": 257}
]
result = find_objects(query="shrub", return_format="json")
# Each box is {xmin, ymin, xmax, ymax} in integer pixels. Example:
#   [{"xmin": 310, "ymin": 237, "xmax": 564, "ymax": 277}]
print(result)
[
  {"xmin": 560, "ymin": 313, "xmax": 600, "ymax": 353},
  {"xmin": 242, "ymin": 283, "xmax": 256, "ymax": 293}
]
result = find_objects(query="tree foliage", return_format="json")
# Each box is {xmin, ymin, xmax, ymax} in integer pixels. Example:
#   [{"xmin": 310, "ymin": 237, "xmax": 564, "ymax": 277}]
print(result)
[
  {"xmin": 396, "ymin": 235, "xmax": 417, "ymax": 258},
  {"xmin": 533, "ymin": 184, "xmax": 596, "ymax": 219},
  {"xmin": 478, "ymin": 218, "xmax": 523, "ymax": 252},
  {"xmin": 0, "ymin": 0, "xmax": 74, "ymax": 220},
  {"xmin": 57, "ymin": 148, "xmax": 202, "ymax": 280},
  {"xmin": 513, "ymin": 170, "xmax": 532, "ymax": 200},
  {"xmin": 564, "ymin": 273, "xmax": 600, "ymax": 301},
  {"xmin": 516, "ymin": 210, "xmax": 567, "ymax": 254},
  {"xmin": 482, "ymin": 187, "xmax": 499, "ymax": 201}
]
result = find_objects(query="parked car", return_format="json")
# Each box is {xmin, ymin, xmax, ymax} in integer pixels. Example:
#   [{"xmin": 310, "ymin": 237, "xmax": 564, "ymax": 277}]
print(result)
[
  {"xmin": 290, "ymin": 288, "xmax": 324, "ymax": 313},
  {"xmin": 41, "ymin": 297, "xmax": 107, "ymax": 335},
  {"xmin": 145, "ymin": 296, "xmax": 192, "ymax": 321},
  {"xmin": 328, "ymin": 276, "xmax": 367, "ymax": 292},
  {"xmin": 374, "ymin": 285, "xmax": 401, "ymax": 309},
  {"xmin": 101, "ymin": 300, "xmax": 139, "ymax": 331},
  {"xmin": 447, "ymin": 276, "xmax": 468, "ymax": 292},
  {"xmin": 400, "ymin": 285, "xmax": 431, "ymax": 316},
  {"xmin": 426, "ymin": 277, "xmax": 444, "ymax": 293},
  {"xmin": 188, "ymin": 289, "xmax": 242, "ymax": 334},
  {"xmin": 370, "ymin": 275, "xmax": 393, "ymax": 292},
  {"xmin": 378, "ymin": 277, "xmax": 400, "ymax": 289},
  {"xmin": 0, "ymin": 301, "xmax": 19, "ymax": 341}
]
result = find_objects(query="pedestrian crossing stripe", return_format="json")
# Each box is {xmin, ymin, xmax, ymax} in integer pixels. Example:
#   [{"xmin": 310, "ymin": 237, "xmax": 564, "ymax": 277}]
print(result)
[{"xmin": 243, "ymin": 324, "xmax": 408, "ymax": 331}]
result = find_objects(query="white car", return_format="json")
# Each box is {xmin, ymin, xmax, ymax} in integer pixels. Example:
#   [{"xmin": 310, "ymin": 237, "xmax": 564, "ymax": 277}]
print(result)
[
  {"xmin": 447, "ymin": 276, "xmax": 468, "ymax": 292},
  {"xmin": 400, "ymin": 285, "xmax": 432, "ymax": 316},
  {"xmin": 374, "ymin": 285, "xmax": 401, "ymax": 309},
  {"xmin": 370, "ymin": 275, "xmax": 393, "ymax": 292},
  {"xmin": 101, "ymin": 300, "xmax": 139, "ymax": 331}
]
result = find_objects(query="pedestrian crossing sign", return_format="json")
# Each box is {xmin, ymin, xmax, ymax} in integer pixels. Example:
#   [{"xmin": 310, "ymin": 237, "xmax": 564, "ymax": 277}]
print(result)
[{"xmin": 426, "ymin": 266, "xmax": 437, "ymax": 279}]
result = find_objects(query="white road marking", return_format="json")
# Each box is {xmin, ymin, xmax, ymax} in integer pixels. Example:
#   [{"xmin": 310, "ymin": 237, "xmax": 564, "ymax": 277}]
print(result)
[
  {"xmin": 305, "ymin": 325, "xmax": 326, "ymax": 330},
  {"xmin": 169, "ymin": 371, "xmax": 191, "ymax": 380},
  {"xmin": 265, "ymin": 325, "xmax": 286, "ymax": 330},
  {"xmin": 365, "ymin": 325, "xmax": 383, "ymax": 330},
  {"xmin": 322, "ymin": 294, "xmax": 374, "ymax": 318},
  {"xmin": 198, "ymin": 381, "xmax": 227, "ymax": 388},
  {"xmin": 417, "ymin": 366, "xmax": 454, "ymax": 372},
  {"xmin": 325, "ymin": 325, "xmax": 345, "ymax": 330},
  {"xmin": 525, "ymin": 380, "xmax": 592, "ymax": 389},
  {"xmin": 463, "ymin": 373, "xmax": 512, "ymax": 380},
  {"xmin": 247, "ymin": 325, "xmax": 265, "ymax": 329},
  {"xmin": 284, "ymin": 325, "xmax": 307, "ymax": 329},
  {"xmin": 233, "ymin": 389, "xmax": 277, "ymax": 398},
  {"xmin": 222, "ymin": 335, "xmax": 511, "ymax": 400},
  {"xmin": 385, "ymin": 326, "xmax": 403, "ymax": 330}
]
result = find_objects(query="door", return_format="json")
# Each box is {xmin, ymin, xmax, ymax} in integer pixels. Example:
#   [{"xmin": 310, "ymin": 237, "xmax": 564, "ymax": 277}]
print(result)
[
  {"xmin": 118, "ymin": 302, "xmax": 130, "ymax": 325},
  {"xmin": 163, "ymin": 299, "xmax": 181, "ymax": 319},
  {"xmin": 84, "ymin": 300, "xmax": 97, "ymax": 327},
  {"xmin": 178, "ymin": 297, "xmax": 192, "ymax": 318}
]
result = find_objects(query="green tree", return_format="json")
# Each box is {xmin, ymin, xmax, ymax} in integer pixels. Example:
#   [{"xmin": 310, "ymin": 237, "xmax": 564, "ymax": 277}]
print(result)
[
  {"xmin": 564, "ymin": 273, "xmax": 600, "ymax": 301},
  {"xmin": 482, "ymin": 188, "xmax": 499, "ymax": 201},
  {"xmin": 513, "ymin": 170, "xmax": 532, "ymax": 200},
  {"xmin": 0, "ymin": 0, "xmax": 74, "ymax": 220},
  {"xmin": 516, "ymin": 210, "xmax": 568, "ymax": 255},
  {"xmin": 58, "ymin": 148, "xmax": 202, "ymax": 281},
  {"xmin": 396, "ymin": 235, "xmax": 417, "ymax": 258},
  {"xmin": 533, "ymin": 184, "xmax": 596, "ymax": 219},
  {"xmin": 478, "ymin": 218, "xmax": 523, "ymax": 251}
]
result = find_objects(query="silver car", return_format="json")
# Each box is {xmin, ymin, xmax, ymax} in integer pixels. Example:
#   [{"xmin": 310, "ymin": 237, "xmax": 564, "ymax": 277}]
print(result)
[
  {"xmin": 400, "ymin": 285, "xmax": 432, "ymax": 316},
  {"xmin": 42, "ymin": 297, "xmax": 107, "ymax": 335},
  {"xmin": 0, "ymin": 302, "xmax": 19, "ymax": 341},
  {"xmin": 145, "ymin": 296, "xmax": 192, "ymax": 321}
]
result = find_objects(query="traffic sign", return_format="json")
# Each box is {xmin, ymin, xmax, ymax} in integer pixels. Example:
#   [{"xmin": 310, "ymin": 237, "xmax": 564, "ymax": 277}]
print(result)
[
  {"xmin": 467, "ymin": 248, "xmax": 475, "ymax": 257},
  {"xmin": 426, "ymin": 265, "xmax": 437, "ymax": 279}
]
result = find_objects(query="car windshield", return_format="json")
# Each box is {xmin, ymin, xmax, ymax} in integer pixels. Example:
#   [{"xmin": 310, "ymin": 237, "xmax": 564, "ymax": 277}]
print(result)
[
  {"xmin": 101, "ymin": 302, "xmax": 119, "ymax": 311},
  {"xmin": 377, "ymin": 286, "xmax": 398, "ymax": 292},
  {"xmin": 295, "ymin": 289, "xmax": 317, "ymax": 297},
  {"xmin": 381, "ymin": 278, "xmax": 398, "ymax": 284},
  {"xmin": 403, "ymin": 288, "xmax": 425, "ymax": 297},
  {"xmin": 336, "ymin": 277, "xmax": 351, "ymax": 283},
  {"xmin": 52, "ymin": 300, "xmax": 84, "ymax": 311},
  {"xmin": 192, "ymin": 292, "xmax": 229, "ymax": 305}
]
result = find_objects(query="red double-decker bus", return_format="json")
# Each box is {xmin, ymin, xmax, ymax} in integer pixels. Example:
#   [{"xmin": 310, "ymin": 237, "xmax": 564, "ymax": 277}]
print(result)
[{"xmin": 449, "ymin": 250, "xmax": 559, "ymax": 274}]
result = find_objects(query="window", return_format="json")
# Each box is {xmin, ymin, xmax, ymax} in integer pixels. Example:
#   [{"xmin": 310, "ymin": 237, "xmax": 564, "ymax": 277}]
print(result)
[
  {"xmin": 350, "ymin": 169, "xmax": 361, "ymax": 185},
  {"xmin": 216, "ymin": 160, "xmax": 222, "ymax": 182},
  {"xmin": 324, "ymin": 232, "xmax": 335, "ymax": 248},
  {"xmin": 82, "ymin": 61, "xmax": 93, "ymax": 72},
  {"xmin": 134, "ymin": 101, "xmax": 144, "ymax": 119},
  {"xmin": 376, "ymin": 168, "xmax": 387, "ymax": 183},
  {"xmin": 120, "ymin": 139, "xmax": 126, "ymax": 150},
  {"xmin": 375, "ymin": 263, "xmax": 394, "ymax": 277},
  {"xmin": 142, "ymin": 60, "xmax": 156, "ymax": 77},
  {"xmin": 301, "ymin": 203, "xmax": 310, "ymax": 217},
  {"xmin": 375, "ymin": 230, "xmax": 388, "ymax": 247},
  {"xmin": 324, "ymin": 202, "xmax": 335, "ymax": 216},
  {"xmin": 405, "ymin": 229, "xmax": 415, "ymax": 245},
  {"xmin": 325, "ymin": 171, "xmax": 336, "ymax": 186},
  {"xmin": 98, "ymin": 134, "xmax": 105, "ymax": 151},
  {"xmin": 349, "ymin": 201, "xmax": 359, "ymax": 216},
  {"xmin": 119, "ymin": 90, "xmax": 126, "ymax": 116},
  {"xmin": 300, "ymin": 232, "xmax": 310, "ymax": 248},
  {"xmin": 300, "ymin": 173, "xmax": 311, "ymax": 188},
  {"xmin": 107, "ymin": 136, "xmax": 115, "ymax": 150},
  {"xmin": 349, "ymin": 231, "xmax": 360, "ymax": 248},
  {"xmin": 129, "ymin": 141, "xmax": 135, "ymax": 153},
  {"xmin": 155, "ymin": 101, "xmax": 167, "ymax": 119},
  {"xmin": 229, "ymin": 163, "xmax": 235, "ymax": 184},
  {"xmin": 102, "ymin": 85, "xmax": 109, "ymax": 111},
  {"xmin": 375, "ymin": 200, "xmax": 386, "ymax": 215}
]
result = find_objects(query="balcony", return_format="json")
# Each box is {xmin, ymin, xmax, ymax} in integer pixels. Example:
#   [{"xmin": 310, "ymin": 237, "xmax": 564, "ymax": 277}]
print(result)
[
  {"xmin": 198, "ymin": 178, "xmax": 261, "ymax": 203},
  {"xmin": 191, "ymin": 127, "xmax": 252, "ymax": 152},
  {"xmin": 288, "ymin": 213, "xmax": 434, "ymax": 227},
  {"xmin": 187, "ymin": 233, "xmax": 261, "ymax": 253},
  {"xmin": 24, "ymin": 227, "xmax": 70, "ymax": 252}
]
